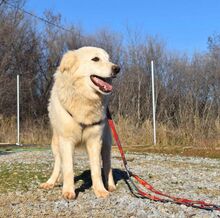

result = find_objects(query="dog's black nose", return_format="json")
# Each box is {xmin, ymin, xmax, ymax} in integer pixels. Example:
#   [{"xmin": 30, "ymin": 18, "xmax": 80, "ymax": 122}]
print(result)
[{"xmin": 112, "ymin": 65, "xmax": 120, "ymax": 75}]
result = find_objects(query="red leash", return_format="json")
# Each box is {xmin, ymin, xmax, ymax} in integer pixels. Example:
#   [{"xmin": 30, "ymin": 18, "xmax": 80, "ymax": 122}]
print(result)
[{"xmin": 107, "ymin": 108, "xmax": 220, "ymax": 211}]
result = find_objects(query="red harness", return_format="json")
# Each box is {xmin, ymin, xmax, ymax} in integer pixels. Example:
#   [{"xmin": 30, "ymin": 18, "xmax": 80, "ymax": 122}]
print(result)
[{"xmin": 107, "ymin": 108, "xmax": 220, "ymax": 211}]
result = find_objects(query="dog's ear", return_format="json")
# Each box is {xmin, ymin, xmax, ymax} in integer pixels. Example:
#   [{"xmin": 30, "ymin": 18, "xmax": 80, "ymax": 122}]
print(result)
[{"xmin": 59, "ymin": 51, "xmax": 79, "ymax": 73}]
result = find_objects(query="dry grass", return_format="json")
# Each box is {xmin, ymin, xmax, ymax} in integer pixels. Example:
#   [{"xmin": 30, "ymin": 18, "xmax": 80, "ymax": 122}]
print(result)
[
  {"xmin": 0, "ymin": 116, "xmax": 219, "ymax": 158},
  {"xmin": 115, "ymin": 115, "xmax": 220, "ymax": 147},
  {"xmin": 0, "ymin": 116, "xmax": 51, "ymax": 145}
]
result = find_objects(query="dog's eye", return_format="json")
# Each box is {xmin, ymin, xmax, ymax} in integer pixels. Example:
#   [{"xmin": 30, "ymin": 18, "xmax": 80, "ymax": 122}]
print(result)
[{"xmin": 91, "ymin": 57, "xmax": 100, "ymax": 62}]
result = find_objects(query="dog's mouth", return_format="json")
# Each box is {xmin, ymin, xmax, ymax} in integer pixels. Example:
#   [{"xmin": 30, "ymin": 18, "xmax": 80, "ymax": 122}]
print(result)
[{"xmin": 90, "ymin": 75, "xmax": 113, "ymax": 93}]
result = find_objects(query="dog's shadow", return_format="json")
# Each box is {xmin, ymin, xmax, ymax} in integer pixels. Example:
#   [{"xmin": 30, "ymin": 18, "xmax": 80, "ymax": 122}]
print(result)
[{"xmin": 74, "ymin": 168, "xmax": 128, "ymax": 198}]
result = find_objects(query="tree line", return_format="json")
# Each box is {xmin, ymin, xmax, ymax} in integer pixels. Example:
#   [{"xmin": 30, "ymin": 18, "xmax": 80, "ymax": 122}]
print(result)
[{"xmin": 0, "ymin": 0, "xmax": 219, "ymax": 143}]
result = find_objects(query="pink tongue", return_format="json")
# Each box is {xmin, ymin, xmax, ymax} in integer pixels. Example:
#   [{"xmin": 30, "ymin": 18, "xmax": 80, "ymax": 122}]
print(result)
[{"xmin": 93, "ymin": 77, "xmax": 112, "ymax": 92}]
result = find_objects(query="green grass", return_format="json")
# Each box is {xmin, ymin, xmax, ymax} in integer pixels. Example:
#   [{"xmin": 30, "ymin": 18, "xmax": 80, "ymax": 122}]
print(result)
[
  {"xmin": 0, "ymin": 162, "xmax": 51, "ymax": 193},
  {"xmin": 0, "ymin": 145, "xmax": 50, "ymax": 154},
  {"xmin": 1, "ymin": 142, "xmax": 220, "ymax": 159},
  {"xmin": 0, "ymin": 145, "xmax": 51, "ymax": 193},
  {"xmin": 113, "ymin": 145, "xmax": 220, "ymax": 159}
]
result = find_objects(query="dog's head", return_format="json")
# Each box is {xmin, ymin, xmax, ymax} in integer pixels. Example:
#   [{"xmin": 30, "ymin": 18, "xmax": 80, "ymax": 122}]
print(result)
[{"xmin": 58, "ymin": 47, "xmax": 120, "ymax": 96}]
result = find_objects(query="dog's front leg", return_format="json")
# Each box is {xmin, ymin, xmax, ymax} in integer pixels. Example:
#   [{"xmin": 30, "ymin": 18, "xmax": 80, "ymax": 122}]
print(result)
[
  {"xmin": 59, "ymin": 136, "xmax": 75, "ymax": 200},
  {"xmin": 40, "ymin": 131, "xmax": 61, "ymax": 190},
  {"xmin": 86, "ymin": 136, "xmax": 109, "ymax": 198}
]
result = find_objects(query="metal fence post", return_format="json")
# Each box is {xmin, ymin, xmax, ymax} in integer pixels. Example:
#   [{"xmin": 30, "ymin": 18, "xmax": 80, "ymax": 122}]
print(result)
[
  {"xmin": 16, "ymin": 74, "xmax": 21, "ymax": 146},
  {"xmin": 151, "ymin": 61, "xmax": 156, "ymax": 145}
]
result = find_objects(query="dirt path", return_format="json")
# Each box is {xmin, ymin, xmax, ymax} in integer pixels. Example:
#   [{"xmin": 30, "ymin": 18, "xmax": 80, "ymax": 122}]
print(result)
[{"xmin": 0, "ymin": 150, "xmax": 220, "ymax": 217}]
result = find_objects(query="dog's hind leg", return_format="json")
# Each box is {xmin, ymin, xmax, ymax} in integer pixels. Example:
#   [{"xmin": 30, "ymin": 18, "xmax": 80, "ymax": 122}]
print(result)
[
  {"xmin": 86, "ymin": 132, "xmax": 109, "ymax": 198},
  {"xmin": 40, "ymin": 130, "xmax": 61, "ymax": 190},
  {"xmin": 101, "ymin": 123, "xmax": 116, "ymax": 192}
]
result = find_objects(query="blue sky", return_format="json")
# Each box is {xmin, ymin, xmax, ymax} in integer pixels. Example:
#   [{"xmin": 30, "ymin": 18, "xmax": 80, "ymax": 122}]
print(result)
[{"xmin": 25, "ymin": 0, "xmax": 220, "ymax": 55}]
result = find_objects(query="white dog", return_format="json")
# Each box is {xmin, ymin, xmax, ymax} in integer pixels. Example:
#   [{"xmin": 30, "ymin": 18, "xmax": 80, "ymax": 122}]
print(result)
[{"xmin": 40, "ymin": 47, "xmax": 120, "ymax": 200}]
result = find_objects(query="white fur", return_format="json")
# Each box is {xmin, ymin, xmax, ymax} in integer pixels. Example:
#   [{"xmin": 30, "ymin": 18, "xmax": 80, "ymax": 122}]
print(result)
[{"xmin": 40, "ymin": 47, "xmax": 116, "ymax": 200}]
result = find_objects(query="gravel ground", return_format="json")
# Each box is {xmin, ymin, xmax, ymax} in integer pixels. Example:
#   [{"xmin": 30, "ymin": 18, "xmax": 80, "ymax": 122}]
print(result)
[{"xmin": 0, "ymin": 149, "xmax": 220, "ymax": 218}]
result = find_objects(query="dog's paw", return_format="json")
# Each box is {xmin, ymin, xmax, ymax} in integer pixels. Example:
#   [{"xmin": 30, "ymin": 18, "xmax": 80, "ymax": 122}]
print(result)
[
  {"xmin": 62, "ymin": 192, "xmax": 76, "ymax": 200},
  {"xmin": 108, "ymin": 184, "xmax": 116, "ymax": 192},
  {"xmin": 39, "ymin": 182, "xmax": 54, "ymax": 190},
  {"xmin": 94, "ymin": 188, "xmax": 109, "ymax": 198}
]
